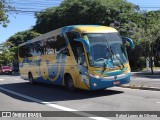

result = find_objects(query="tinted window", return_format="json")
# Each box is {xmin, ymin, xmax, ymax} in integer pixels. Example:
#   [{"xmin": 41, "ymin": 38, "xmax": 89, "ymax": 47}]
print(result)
[
  {"xmin": 19, "ymin": 45, "xmax": 30, "ymax": 58},
  {"xmin": 29, "ymin": 41, "xmax": 44, "ymax": 56},
  {"xmin": 66, "ymin": 32, "xmax": 86, "ymax": 66},
  {"xmin": 66, "ymin": 32, "xmax": 80, "ymax": 41},
  {"xmin": 43, "ymin": 35, "xmax": 67, "ymax": 55},
  {"xmin": 19, "ymin": 34, "xmax": 67, "ymax": 57}
]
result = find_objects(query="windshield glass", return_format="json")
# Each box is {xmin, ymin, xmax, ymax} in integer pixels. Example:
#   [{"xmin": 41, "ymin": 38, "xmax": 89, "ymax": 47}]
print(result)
[{"xmin": 83, "ymin": 33, "xmax": 128, "ymax": 67}]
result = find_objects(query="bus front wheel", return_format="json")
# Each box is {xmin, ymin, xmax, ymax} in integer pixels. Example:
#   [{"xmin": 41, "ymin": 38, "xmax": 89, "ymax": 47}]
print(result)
[
  {"xmin": 29, "ymin": 73, "xmax": 35, "ymax": 85},
  {"xmin": 65, "ymin": 75, "xmax": 75, "ymax": 91}
]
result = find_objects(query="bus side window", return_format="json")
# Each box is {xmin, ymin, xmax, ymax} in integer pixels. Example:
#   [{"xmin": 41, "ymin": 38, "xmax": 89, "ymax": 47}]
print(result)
[
  {"xmin": 77, "ymin": 43, "xmax": 86, "ymax": 66},
  {"xmin": 45, "ymin": 36, "xmax": 57, "ymax": 55},
  {"xmin": 56, "ymin": 35, "xmax": 67, "ymax": 53},
  {"xmin": 42, "ymin": 35, "xmax": 67, "ymax": 55},
  {"xmin": 66, "ymin": 32, "xmax": 86, "ymax": 67},
  {"xmin": 66, "ymin": 32, "xmax": 80, "ymax": 61},
  {"xmin": 19, "ymin": 45, "xmax": 29, "ymax": 58}
]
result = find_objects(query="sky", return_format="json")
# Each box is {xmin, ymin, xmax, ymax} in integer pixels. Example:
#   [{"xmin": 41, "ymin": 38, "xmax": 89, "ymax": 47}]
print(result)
[
  {"xmin": 0, "ymin": 0, "xmax": 160, "ymax": 44},
  {"xmin": 0, "ymin": 0, "xmax": 62, "ymax": 43}
]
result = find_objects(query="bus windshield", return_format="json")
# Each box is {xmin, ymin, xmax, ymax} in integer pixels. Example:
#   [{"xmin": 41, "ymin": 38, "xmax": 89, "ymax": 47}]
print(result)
[{"xmin": 83, "ymin": 33, "xmax": 128, "ymax": 68}]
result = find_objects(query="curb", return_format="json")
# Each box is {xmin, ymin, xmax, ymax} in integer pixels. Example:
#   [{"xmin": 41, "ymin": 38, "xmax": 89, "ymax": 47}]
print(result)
[
  {"xmin": 120, "ymin": 85, "xmax": 160, "ymax": 91},
  {"xmin": 131, "ymin": 73, "xmax": 160, "ymax": 76},
  {"xmin": 131, "ymin": 72, "xmax": 160, "ymax": 77}
]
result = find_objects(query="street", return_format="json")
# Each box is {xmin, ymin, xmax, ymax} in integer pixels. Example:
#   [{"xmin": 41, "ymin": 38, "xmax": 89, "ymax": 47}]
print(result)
[
  {"xmin": 0, "ymin": 0, "xmax": 160, "ymax": 120},
  {"xmin": 128, "ymin": 74, "xmax": 160, "ymax": 89},
  {"xmin": 0, "ymin": 75, "xmax": 160, "ymax": 120}
]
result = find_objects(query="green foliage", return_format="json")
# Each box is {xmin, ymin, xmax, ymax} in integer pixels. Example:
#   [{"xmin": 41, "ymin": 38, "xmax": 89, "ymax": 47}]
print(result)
[
  {"xmin": 7, "ymin": 30, "xmax": 41, "ymax": 46},
  {"xmin": 0, "ymin": 48, "xmax": 15, "ymax": 65},
  {"xmin": 34, "ymin": 7, "xmax": 57, "ymax": 33},
  {"xmin": 2, "ymin": 0, "xmax": 160, "ymax": 70},
  {"xmin": 1, "ymin": 30, "xmax": 41, "ymax": 65},
  {"xmin": 33, "ymin": 0, "xmax": 138, "ymax": 34},
  {"xmin": 0, "ymin": 0, "xmax": 14, "ymax": 27},
  {"xmin": 137, "ymin": 56, "xmax": 146, "ymax": 68}
]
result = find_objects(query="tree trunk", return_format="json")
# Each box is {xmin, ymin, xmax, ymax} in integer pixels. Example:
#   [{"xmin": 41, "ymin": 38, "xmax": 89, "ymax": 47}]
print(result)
[{"xmin": 150, "ymin": 56, "xmax": 154, "ymax": 74}]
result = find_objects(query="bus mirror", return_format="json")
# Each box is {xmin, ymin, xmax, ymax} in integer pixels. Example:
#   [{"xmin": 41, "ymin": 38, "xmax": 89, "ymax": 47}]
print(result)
[
  {"xmin": 74, "ymin": 38, "xmax": 91, "ymax": 53},
  {"xmin": 122, "ymin": 37, "xmax": 134, "ymax": 49}
]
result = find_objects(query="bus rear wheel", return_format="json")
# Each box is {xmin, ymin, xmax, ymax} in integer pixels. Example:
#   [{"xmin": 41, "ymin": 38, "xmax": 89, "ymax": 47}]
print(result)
[
  {"xmin": 29, "ymin": 73, "xmax": 35, "ymax": 85},
  {"xmin": 65, "ymin": 75, "xmax": 75, "ymax": 91}
]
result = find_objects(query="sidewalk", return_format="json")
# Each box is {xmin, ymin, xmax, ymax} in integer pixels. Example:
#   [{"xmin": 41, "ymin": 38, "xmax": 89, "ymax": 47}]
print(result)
[
  {"xmin": 121, "ymin": 71, "xmax": 160, "ymax": 91},
  {"xmin": 131, "ymin": 71, "xmax": 160, "ymax": 76}
]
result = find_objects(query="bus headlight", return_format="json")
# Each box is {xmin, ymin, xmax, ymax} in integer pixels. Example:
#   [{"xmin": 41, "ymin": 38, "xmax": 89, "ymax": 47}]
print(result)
[
  {"xmin": 89, "ymin": 74, "xmax": 101, "ymax": 79},
  {"xmin": 93, "ymin": 83, "xmax": 97, "ymax": 87}
]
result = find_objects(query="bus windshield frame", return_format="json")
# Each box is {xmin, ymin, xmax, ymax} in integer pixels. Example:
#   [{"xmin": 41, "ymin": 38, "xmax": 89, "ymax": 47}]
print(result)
[{"xmin": 82, "ymin": 32, "xmax": 128, "ymax": 68}]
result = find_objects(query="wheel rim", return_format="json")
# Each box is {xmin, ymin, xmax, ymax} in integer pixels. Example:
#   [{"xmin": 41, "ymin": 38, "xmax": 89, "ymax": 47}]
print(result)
[
  {"xmin": 68, "ymin": 78, "xmax": 73, "ymax": 88},
  {"xmin": 66, "ymin": 76, "xmax": 75, "ymax": 91}
]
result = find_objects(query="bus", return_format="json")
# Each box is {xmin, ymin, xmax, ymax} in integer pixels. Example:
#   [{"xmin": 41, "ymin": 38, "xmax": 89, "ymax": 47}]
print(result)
[{"xmin": 18, "ymin": 25, "xmax": 134, "ymax": 91}]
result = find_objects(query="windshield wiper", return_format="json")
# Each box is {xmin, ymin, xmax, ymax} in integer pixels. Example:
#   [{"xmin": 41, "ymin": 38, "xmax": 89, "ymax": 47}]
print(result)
[
  {"xmin": 109, "ymin": 46, "xmax": 124, "ymax": 68},
  {"xmin": 102, "ymin": 60, "xmax": 107, "ymax": 74}
]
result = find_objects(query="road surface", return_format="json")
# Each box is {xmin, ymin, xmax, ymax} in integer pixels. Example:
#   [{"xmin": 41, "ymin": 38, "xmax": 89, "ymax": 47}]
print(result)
[{"xmin": 0, "ymin": 75, "xmax": 160, "ymax": 120}]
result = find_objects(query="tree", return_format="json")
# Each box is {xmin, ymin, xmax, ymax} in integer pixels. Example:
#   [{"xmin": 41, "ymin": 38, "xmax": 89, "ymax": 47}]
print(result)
[
  {"xmin": 33, "ymin": 0, "xmax": 138, "ymax": 34},
  {"xmin": 33, "ymin": 7, "xmax": 57, "ymax": 34},
  {"xmin": 154, "ymin": 37, "xmax": 160, "ymax": 66},
  {"xmin": 1, "ymin": 30, "xmax": 41, "ymax": 65},
  {"xmin": 141, "ymin": 11, "xmax": 160, "ymax": 73},
  {"xmin": 7, "ymin": 30, "xmax": 41, "ymax": 46},
  {"xmin": 4, "ymin": 0, "xmax": 159, "ymax": 71},
  {"xmin": 33, "ymin": 0, "xmax": 154, "ymax": 70},
  {"xmin": 0, "ymin": 0, "xmax": 14, "ymax": 27}
]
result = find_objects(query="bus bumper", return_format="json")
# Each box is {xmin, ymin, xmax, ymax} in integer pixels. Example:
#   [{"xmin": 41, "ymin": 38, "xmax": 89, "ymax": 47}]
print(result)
[{"xmin": 89, "ymin": 73, "xmax": 131, "ymax": 90}]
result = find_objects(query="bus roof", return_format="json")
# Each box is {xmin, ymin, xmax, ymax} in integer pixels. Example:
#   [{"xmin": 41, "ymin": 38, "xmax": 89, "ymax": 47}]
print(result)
[
  {"xmin": 69, "ymin": 25, "xmax": 118, "ymax": 33},
  {"xmin": 19, "ymin": 25, "xmax": 117, "ymax": 46}
]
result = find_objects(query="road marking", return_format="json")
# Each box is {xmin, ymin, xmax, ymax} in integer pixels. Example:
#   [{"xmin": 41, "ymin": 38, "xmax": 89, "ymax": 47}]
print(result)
[
  {"xmin": 0, "ymin": 87, "xmax": 110, "ymax": 120},
  {"xmin": 157, "ymin": 102, "xmax": 160, "ymax": 104},
  {"xmin": 90, "ymin": 117, "xmax": 111, "ymax": 120},
  {"xmin": 0, "ymin": 79, "xmax": 4, "ymax": 81}
]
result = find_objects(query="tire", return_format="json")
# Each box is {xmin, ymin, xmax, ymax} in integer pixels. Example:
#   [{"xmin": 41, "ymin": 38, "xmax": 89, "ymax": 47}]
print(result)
[
  {"xmin": 29, "ymin": 73, "xmax": 35, "ymax": 85},
  {"xmin": 65, "ymin": 75, "xmax": 75, "ymax": 91}
]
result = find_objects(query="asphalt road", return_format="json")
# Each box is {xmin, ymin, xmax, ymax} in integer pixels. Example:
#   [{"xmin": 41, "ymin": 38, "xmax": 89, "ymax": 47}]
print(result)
[
  {"xmin": 0, "ymin": 75, "xmax": 160, "ymax": 120},
  {"xmin": 127, "ymin": 75, "xmax": 160, "ymax": 89}
]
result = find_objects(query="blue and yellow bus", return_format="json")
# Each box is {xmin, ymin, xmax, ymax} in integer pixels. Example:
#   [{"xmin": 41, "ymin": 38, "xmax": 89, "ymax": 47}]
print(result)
[{"xmin": 18, "ymin": 25, "xmax": 134, "ymax": 91}]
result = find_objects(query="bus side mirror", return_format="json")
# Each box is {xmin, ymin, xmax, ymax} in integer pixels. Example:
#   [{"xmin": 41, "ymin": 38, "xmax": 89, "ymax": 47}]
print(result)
[
  {"xmin": 74, "ymin": 38, "xmax": 91, "ymax": 53},
  {"xmin": 122, "ymin": 37, "xmax": 134, "ymax": 49}
]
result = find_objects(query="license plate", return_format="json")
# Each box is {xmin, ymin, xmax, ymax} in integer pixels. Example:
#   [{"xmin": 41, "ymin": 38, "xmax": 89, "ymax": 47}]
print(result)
[{"xmin": 113, "ymin": 81, "xmax": 120, "ymax": 85}]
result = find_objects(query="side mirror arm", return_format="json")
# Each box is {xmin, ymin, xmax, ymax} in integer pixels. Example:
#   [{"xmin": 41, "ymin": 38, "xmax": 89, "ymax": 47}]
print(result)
[{"xmin": 122, "ymin": 37, "xmax": 134, "ymax": 49}]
